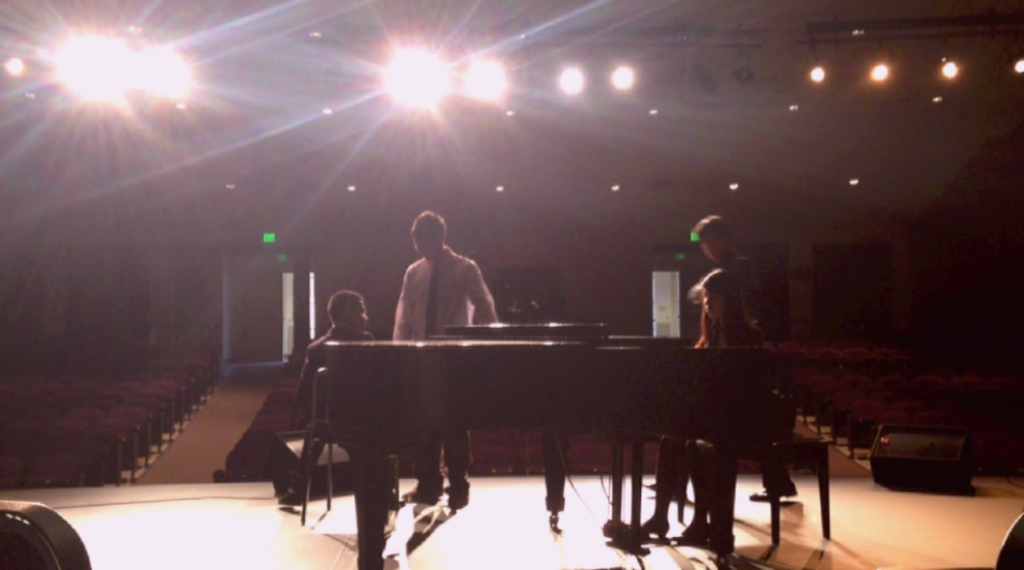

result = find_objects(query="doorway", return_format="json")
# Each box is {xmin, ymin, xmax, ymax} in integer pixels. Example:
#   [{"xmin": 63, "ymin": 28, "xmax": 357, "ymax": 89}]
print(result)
[{"xmin": 282, "ymin": 272, "xmax": 316, "ymax": 360}]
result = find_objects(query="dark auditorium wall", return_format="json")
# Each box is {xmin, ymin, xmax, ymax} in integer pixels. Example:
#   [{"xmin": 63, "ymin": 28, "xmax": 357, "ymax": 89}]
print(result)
[{"xmin": 908, "ymin": 121, "xmax": 1024, "ymax": 367}]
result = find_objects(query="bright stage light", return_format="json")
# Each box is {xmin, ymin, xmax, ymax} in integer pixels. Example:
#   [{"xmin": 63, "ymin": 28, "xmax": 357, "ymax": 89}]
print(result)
[
  {"xmin": 941, "ymin": 61, "xmax": 959, "ymax": 79},
  {"xmin": 384, "ymin": 49, "xmax": 449, "ymax": 108},
  {"xmin": 810, "ymin": 66, "xmax": 825, "ymax": 83},
  {"xmin": 1014, "ymin": 59, "xmax": 1024, "ymax": 74},
  {"xmin": 54, "ymin": 36, "xmax": 191, "ymax": 101},
  {"xmin": 464, "ymin": 60, "xmax": 507, "ymax": 101},
  {"xmin": 870, "ymin": 63, "xmax": 889, "ymax": 82},
  {"xmin": 5, "ymin": 58, "xmax": 25, "ymax": 76},
  {"xmin": 559, "ymin": 67, "xmax": 584, "ymax": 95},
  {"xmin": 55, "ymin": 36, "xmax": 135, "ymax": 101},
  {"xmin": 611, "ymin": 66, "xmax": 634, "ymax": 90},
  {"xmin": 134, "ymin": 47, "xmax": 191, "ymax": 99}
]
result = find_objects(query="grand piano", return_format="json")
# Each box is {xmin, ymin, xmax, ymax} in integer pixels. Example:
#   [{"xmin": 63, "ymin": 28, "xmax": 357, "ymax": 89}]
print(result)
[{"xmin": 320, "ymin": 326, "xmax": 782, "ymax": 570}]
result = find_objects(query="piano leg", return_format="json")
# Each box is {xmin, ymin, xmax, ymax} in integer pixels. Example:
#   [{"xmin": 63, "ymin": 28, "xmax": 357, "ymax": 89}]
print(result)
[
  {"xmin": 541, "ymin": 429, "xmax": 567, "ymax": 531},
  {"xmin": 351, "ymin": 450, "xmax": 394, "ymax": 570},
  {"xmin": 602, "ymin": 439, "xmax": 649, "ymax": 554}
]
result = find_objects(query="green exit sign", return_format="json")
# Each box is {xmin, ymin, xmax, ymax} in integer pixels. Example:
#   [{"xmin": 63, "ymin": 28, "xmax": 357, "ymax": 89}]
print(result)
[
  {"xmin": 263, "ymin": 233, "xmax": 276, "ymax": 243},
  {"xmin": 690, "ymin": 232, "xmax": 700, "ymax": 242}
]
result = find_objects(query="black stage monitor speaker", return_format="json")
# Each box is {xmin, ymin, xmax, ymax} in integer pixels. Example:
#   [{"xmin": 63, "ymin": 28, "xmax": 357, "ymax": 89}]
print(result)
[
  {"xmin": 0, "ymin": 501, "xmax": 92, "ymax": 570},
  {"xmin": 869, "ymin": 424, "xmax": 973, "ymax": 494},
  {"xmin": 268, "ymin": 431, "xmax": 353, "ymax": 496},
  {"xmin": 997, "ymin": 512, "xmax": 1024, "ymax": 570}
]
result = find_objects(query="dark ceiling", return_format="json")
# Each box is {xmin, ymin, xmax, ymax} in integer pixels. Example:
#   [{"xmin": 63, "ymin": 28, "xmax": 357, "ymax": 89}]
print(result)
[{"xmin": 1, "ymin": 0, "xmax": 1023, "ymax": 232}]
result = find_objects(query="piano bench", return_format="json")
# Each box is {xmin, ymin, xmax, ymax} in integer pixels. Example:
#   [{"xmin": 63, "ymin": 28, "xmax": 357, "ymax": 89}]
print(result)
[{"xmin": 749, "ymin": 434, "xmax": 832, "ymax": 546}]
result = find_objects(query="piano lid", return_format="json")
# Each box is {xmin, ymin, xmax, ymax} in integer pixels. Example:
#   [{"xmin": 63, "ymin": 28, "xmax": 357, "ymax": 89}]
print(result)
[{"xmin": 442, "ymin": 322, "xmax": 610, "ymax": 340}]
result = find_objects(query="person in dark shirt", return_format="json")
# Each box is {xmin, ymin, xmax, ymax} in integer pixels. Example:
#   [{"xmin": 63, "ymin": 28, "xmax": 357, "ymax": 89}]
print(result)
[
  {"xmin": 679, "ymin": 269, "xmax": 765, "ymax": 548},
  {"xmin": 692, "ymin": 215, "xmax": 795, "ymax": 504},
  {"xmin": 278, "ymin": 290, "xmax": 372, "ymax": 506}
]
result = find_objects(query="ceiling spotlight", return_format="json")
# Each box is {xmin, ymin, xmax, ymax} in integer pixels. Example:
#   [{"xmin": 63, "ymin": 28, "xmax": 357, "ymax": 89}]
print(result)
[
  {"xmin": 810, "ymin": 66, "xmax": 826, "ymax": 83},
  {"xmin": 852, "ymin": 29, "xmax": 866, "ymax": 36},
  {"xmin": 55, "ymin": 36, "xmax": 136, "ymax": 101},
  {"xmin": 505, "ymin": 109, "xmax": 515, "ymax": 116},
  {"xmin": 226, "ymin": 183, "xmax": 236, "ymax": 189},
  {"xmin": 932, "ymin": 96, "xmax": 943, "ymax": 103},
  {"xmin": 870, "ymin": 63, "xmax": 890, "ymax": 82},
  {"xmin": 611, "ymin": 184, "xmax": 621, "ymax": 192},
  {"xmin": 464, "ymin": 59, "xmax": 507, "ymax": 101},
  {"xmin": 321, "ymin": 108, "xmax": 333, "ymax": 115},
  {"xmin": 383, "ymin": 48, "xmax": 450, "ymax": 108},
  {"xmin": 941, "ymin": 60, "xmax": 959, "ymax": 79},
  {"xmin": 5, "ymin": 57, "xmax": 25, "ymax": 76},
  {"xmin": 729, "ymin": 182, "xmax": 739, "ymax": 191},
  {"xmin": 347, "ymin": 185, "xmax": 356, "ymax": 192},
  {"xmin": 788, "ymin": 104, "xmax": 799, "ymax": 111},
  {"xmin": 309, "ymin": 31, "xmax": 322, "ymax": 38},
  {"xmin": 559, "ymin": 67, "xmax": 585, "ymax": 95},
  {"xmin": 732, "ymin": 65, "xmax": 754, "ymax": 85},
  {"xmin": 1014, "ymin": 59, "xmax": 1024, "ymax": 74},
  {"xmin": 648, "ymin": 108, "xmax": 659, "ymax": 116},
  {"xmin": 849, "ymin": 178, "xmax": 859, "ymax": 186},
  {"xmin": 611, "ymin": 66, "xmax": 634, "ymax": 90},
  {"xmin": 496, "ymin": 185, "xmax": 505, "ymax": 192},
  {"xmin": 133, "ymin": 46, "xmax": 192, "ymax": 99}
]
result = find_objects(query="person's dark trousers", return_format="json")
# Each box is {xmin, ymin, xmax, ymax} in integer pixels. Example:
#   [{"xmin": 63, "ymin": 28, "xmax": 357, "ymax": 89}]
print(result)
[
  {"xmin": 541, "ymin": 429, "xmax": 568, "ymax": 513},
  {"xmin": 413, "ymin": 431, "xmax": 471, "ymax": 496},
  {"xmin": 761, "ymin": 459, "xmax": 796, "ymax": 495},
  {"xmin": 290, "ymin": 434, "xmax": 327, "ymax": 494},
  {"xmin": 350, "ymin": 449, "xmax": 396, "ymax": 570}
]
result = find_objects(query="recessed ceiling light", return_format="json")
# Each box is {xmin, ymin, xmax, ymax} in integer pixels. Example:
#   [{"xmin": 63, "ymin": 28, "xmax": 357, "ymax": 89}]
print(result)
[
  {"xmin": 729, "ymin": 183, "xmax": 739, "ymax": 191},
  {"xmin": 849, "ymin": 178, "xmax": 859, "ymax": 186},
  {"xmin": 932, "ymin": 96, "xmax": 943, "ymax": 103},
  {"xmin": 322, "ymin": 108, "xmax": 333, "ymax": 115},
  {"xmin": 852, "ymin": 29, "xmax": 865, "ymax": 36},
  {"xmin": 496, "ymin": 185, "xmax": 505, "ymax": 192},
  {"xmin": 871, "ymin": 63, "xmax": 890, "ymax": 82},
  {"xmin": 5, "ymin": 57, "xmax": 25, "ymax": 77},
  {"xmin": 788, "ymin": 104, "xmax": 799, "ymax": 111},
  {"xmin": 648, "ymin": 109, "xmax": 659, "ymax": 115},
  {"xmin": 611, "ymin": 184, "xmax": 621, "ymax": 192},
  {"xmin": 226, "ymin": 183, "xmax": 236, "ymax": 189},
  {"xmin": 810, "ymin": 66, "xmax": 826, "ymax": 83},
  {"xmin": 347, "ymin": 185, "xmax": 356, "ymax": 192},
  {"xmin": 309, "ymin": 32, "xmax": 322, "ymax": 38},
  {"xmin": 1015, "ymin": 59, "xmax": 1024, "ymax": 74},
  {"xmin": 505, "ymin": 109, "xmax": 515, "ymax": 116}
]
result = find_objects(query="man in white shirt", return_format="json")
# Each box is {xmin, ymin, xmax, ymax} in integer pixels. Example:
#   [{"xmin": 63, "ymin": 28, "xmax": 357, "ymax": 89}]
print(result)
[{"xmin": 394, "ymin": 211, "xmax": 497, "ymax": 509}]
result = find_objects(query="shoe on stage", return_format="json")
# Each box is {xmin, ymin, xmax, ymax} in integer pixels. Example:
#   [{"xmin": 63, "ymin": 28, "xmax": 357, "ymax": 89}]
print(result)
[
  {"xmin": 674, "ymin": 522, "xmax": 710, "ymax": 548},
  {"xmin": 749, "ymin": 485, "xmax": 798, "ymax": 503},
  {"xmin": 402, "ymin": 487, "xmax": 442, "ymax": 505},
  {"xmin": 445, "ymin": 483, "xmax": 470, "ymax": 511},
  {"xmin": 640, "ymin": 516, "xmax": 670, "ymax": 539}
]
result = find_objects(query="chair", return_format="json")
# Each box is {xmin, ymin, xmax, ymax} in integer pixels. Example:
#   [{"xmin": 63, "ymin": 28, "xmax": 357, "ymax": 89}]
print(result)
[
  {"xmin": 746, "ymin": 433, "xmax": 832, "ymax": 546},
  {"xmin": 300, "ymin": 369, "xmax": 400, "ymax": 526}
]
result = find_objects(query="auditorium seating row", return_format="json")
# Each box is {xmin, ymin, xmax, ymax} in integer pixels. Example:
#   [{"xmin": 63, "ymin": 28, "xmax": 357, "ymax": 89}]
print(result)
[
  {"xmin": 788, "ymin": 366, "xmax": 1024, "ymax": 472},
  {"xmin": 0, "ymin": 358, "xmax": 217, "ymax": 489},
  {"xmin": 216, "ymin": 377, "xmax": 299, "ymax": 483}
]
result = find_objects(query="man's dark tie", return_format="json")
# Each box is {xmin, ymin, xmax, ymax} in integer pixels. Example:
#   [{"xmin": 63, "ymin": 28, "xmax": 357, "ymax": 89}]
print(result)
[{"xmin": 425, "ymin": 259, "xmax": 440, "ymax": 338}]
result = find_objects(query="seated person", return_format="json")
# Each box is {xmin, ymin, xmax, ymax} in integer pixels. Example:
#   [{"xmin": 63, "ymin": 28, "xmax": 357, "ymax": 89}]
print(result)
[
  {"xmin": 278, "ymin": 290, "xmax": 372, "ymax": 506},
  {"xmin": 683, "ymin": 270, "xmax": 765, "ymax": 546}
]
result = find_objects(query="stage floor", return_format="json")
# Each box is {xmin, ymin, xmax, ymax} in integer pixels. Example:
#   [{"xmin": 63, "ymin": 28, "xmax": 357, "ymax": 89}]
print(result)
[{"xmin": 1, "ymin": 475, "xmax": 1021, "ymax": 570}]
